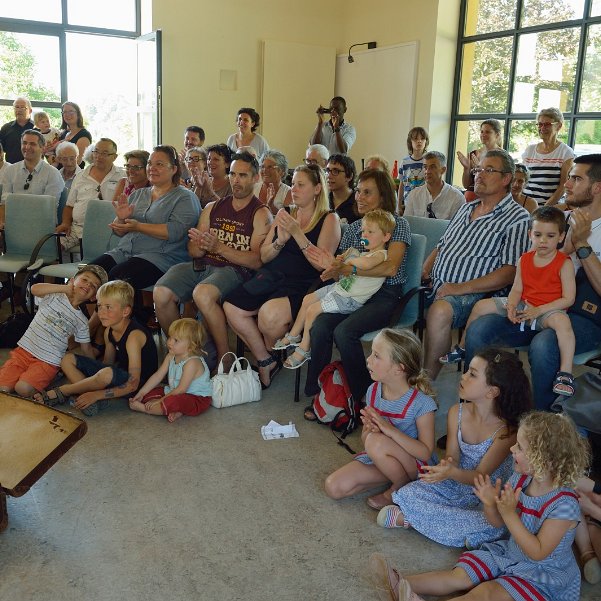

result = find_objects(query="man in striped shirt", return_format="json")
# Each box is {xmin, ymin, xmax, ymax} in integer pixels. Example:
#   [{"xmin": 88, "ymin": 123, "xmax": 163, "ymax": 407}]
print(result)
[{"xmin": 422, "ymin": 149, "xmax": 530, "ymax": 379}]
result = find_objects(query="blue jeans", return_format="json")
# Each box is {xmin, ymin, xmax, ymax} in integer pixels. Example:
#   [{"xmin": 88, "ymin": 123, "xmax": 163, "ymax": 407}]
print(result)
[{"xmin": 465, "ymin": 313, "xmax": 601, "ymax": 410}]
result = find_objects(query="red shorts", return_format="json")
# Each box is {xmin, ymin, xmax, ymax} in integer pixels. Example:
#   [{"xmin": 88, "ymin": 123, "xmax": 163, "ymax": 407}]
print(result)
[
  {"xmin": 0, "ymin": 346, "xmax": 59, "ymax": 392},
  {"xmin": 142, "ymin": 386, "xmax": 211, "ymax": 417}
]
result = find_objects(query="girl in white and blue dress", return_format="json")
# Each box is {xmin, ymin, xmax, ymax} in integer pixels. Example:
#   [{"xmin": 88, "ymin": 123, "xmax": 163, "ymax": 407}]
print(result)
[
  {"xmin": 324, "ymin": 329, "xmax": 437, "ymax": 510},
  {"xmin": 129, "ymin": 318, "xmax": 212, "ymax": 422},
  {"xmin": 378, "ymin": 349, "xmax": 532, "ymax": 549},
  {"xmin": 369, "ymin": 411, "xmax": 590, "ymax": 601}
]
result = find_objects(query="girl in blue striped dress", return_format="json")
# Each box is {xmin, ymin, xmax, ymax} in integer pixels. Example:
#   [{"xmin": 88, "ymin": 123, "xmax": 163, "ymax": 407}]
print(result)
[
  {"xmin": 369, "ymin": 411, "xmax": 590, "ymax": 601},
  {"xmin": 377, "ymin": 349, "xmax": 532, "ymax": 548},
  {"xmin": 324, "ymin": 329, "xmax": 437, "ymax": 510}
]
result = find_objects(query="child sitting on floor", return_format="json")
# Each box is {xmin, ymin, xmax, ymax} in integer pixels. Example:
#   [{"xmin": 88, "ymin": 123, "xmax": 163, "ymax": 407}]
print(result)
[
  {"xmin": 0, "ymin": 265, "xmax": 106, "ymax": 398},
  {"xmin": 273, "ymin": 208, "xmax": 395, "ymax": 369},
  {"xmin": 441, "ymin": 206, "xmax": 576, "ymax": 397},
  {"xmin": 129, "ymin": 318, "xmax": 212, "ymax": 422},
  {"xmin": 369, "ymin": 411, "xmax": 590, "ymax": 601},
  {"xmin": 34, "ymin": 280, "xmax": 158, "ymax": 416},
  {"xmin": 324, "ymin": 329, "xmax": 437, "ymax": 510}
]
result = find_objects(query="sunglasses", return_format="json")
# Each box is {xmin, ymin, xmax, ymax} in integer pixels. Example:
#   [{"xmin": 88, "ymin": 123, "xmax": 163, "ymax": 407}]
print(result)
[{"xmin": 24, "ymin": 173, "xmax": 33, "ymax": 190}]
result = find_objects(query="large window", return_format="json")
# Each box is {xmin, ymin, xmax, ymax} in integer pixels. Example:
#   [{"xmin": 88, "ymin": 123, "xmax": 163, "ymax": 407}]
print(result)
[
  {"xmin": 450, "ymin": 0, "xmax": 601, "ymax": 185},
  {"xmin": 0, "ymin": 1, "xmax": 157, "ymax": 163}
]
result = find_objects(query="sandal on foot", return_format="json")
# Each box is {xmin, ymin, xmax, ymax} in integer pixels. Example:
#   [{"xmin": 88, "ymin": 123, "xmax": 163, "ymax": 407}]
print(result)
[
  {"xmin": 272, "ymin": 333, "xmax": 301, "ymax": 351},
  {"xmin": 369, "ymin": 552, "xmax": 400, "ymax": 601},
  {"xmin": 552, "ymin": 371, "xmax": 575, "ymax": 397},
  {"xmin": 36, "ymin": 387, "xmax": 68, "ymax": 407},
  {"xmin": 257, "ymin": 354, "xmax": 282, "ymax": 390},
  {"xmin": 439, "ymin": 345, "xmax": 465, "ymax": 364},
  {"xmin": 582, "ymin": 551, "xmax": 601, "ymax": 584},
  {"xmin": 283, "ymin": 347, "xmax": 311, "ymax": 370},
  {"xmin": 376, "ymin": 505, "xmax": 410, "ymax": 529}
]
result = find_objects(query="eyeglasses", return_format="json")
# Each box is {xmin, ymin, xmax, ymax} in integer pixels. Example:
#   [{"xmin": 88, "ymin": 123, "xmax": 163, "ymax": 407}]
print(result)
[
  {"xmin": 24, "ymin": 173, "xmax": 33, "ymax": 190},
  {"xmin": 185, "ymin": 156, "xmax": 204, "ymax": 163},
  {"xmin": 471, "ymin": 167, "xmax": 508, "ymax": 175},
  {"xmin": 125, "ymin": 164, "xmax": 145, "ymax": 172},
  {"xmin": 62, "ymin": 110, "xmax": 77, "ymax": 116},
  {"xmin": 537, "ymin": 121, "xmax": 556, "ymax": 129},
  {"xmin": 325, "ymin": 167, "xmax": 344, "ymax": 176},
  {"xmin": 57, "ymin": 155, "xmax": 77, "ymax": 163},
  {"xmin": 304, "ymin": 159, "xmax": 319, "ymax": 166},
  {"xmin": 92, "ymin": 150, "xmax": 116, "ymax": 158},
  {"xmin": 260, "ymin": 165, "xmax": 278, "ymax": 172},
  {"xmin": 96, "ymin": 185, "xmax": 103, "ymax": 200}
]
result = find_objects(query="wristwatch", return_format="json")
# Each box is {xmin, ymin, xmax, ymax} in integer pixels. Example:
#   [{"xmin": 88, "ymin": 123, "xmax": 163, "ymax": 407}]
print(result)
[{"xmin": 576, "ymin": 245, "xmax": 593, "ymax": 259}]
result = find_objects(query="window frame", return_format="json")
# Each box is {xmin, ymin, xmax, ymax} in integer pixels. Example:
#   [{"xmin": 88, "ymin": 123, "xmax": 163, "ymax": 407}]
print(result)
[
  {"xmin": 0, "ymin": 1, "xmax": 141, "ymax": 112},
  {"xmin": 449, "ymin": 0, "xmax": 601, "ymax": 183}
]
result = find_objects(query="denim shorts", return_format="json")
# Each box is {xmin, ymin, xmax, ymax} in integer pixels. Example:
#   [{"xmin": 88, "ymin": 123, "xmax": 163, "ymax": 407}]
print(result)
[
  {"xmin": 74, "ymin": 355, "xmax": 130, "ymax": 387},
  {"xmin": 426, "ymin": 290, "xmax": 486, "ymax": 329}
]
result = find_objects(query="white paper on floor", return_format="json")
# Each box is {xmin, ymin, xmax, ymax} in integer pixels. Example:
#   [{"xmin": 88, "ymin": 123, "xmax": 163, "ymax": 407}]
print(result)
[{"xmin": 261, "ymin": 420, "xmax": 299, "ymax": 440}]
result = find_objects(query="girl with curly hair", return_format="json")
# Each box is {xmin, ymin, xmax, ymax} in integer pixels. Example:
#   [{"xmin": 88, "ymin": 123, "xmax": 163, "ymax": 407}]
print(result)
[{"xmin": 370, "ymin": 410, "xmax": 589, "ymax": 601}]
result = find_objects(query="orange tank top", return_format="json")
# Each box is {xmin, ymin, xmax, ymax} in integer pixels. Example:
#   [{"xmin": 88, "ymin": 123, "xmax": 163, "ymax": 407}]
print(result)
[{"xmin": 520, "ymin": 249, "xmax": 569, "ymax": 306}]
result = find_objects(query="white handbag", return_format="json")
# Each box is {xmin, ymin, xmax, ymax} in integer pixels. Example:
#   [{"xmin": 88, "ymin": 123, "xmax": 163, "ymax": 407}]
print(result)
[{"xmin": 210, "ymin": 352, "xmax": 262, "ymax": 408}]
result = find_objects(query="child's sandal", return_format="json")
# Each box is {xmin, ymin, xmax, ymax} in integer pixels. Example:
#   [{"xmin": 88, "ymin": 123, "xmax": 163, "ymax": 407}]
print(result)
[
  {"xmin": 272, "ymin": 333, "xmax": 301, "ymax": 351},
  {"xmin": 376, "ymin": 505, "xmax": 410, "ymax": 529},
  {"xmin": 283, "ymin": 347, "xmax": 311, "ymax": 369},
  {"xmin": 552, "ymin": 371, "xmax": 575, "ymax": 397}
]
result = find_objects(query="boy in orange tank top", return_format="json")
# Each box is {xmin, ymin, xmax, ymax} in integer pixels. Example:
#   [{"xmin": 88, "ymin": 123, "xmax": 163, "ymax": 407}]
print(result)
[{"xmin": 441, "ymin": 206, "xmax": 576, "ymax": 396}]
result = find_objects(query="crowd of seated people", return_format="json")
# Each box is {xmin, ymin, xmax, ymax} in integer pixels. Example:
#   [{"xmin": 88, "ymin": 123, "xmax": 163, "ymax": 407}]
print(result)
[
  {"xmin": 1, "ymin": 92, "xmax": 601, "ymax": 595},
  {"xmin": 0, "ymin": 91, "xmax": 601, "ymax": 599}
]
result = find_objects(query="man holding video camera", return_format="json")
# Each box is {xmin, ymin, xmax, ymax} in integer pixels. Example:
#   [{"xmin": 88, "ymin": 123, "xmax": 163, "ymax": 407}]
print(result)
[{"xmin": 309, "ymin": 96, "xmax": 356, "ymax": 155}]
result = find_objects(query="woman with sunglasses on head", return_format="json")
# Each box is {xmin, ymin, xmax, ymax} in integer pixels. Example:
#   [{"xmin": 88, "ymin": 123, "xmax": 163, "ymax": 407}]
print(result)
[
  {"xmin": 112, "ymin": 150, "xmax": 150, "ymax": 201},
  {"xmin": 522, "ymin": 107, "xmax": 575, "ymax": 207},
  {"xmin": 223, "ymin": 163, "xmax": 340, "ymax": 388},
  {"xmin": 50, "ymin": 101, "xmax": 92, "ymax": 168},
  {"xmin": 89, "ymin": 145, "xmax": 200, "ymax": 304}
]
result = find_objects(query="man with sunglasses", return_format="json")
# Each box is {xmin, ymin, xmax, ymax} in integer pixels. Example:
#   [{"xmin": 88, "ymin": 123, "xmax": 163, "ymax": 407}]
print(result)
[
  {"xmin": 0, "ymin": 129, "xmax": 64, "ymax": 229},
  {"xmin": 421, "ymin": 149, "xmax": 530, "ymax": 379},
  {"xmin": 56, "ymin": 137, "xmax": 124, "ymax": 252},
  {"xmin": 403, "ymin": 151, "xmax": 465, "ymax": 220}
]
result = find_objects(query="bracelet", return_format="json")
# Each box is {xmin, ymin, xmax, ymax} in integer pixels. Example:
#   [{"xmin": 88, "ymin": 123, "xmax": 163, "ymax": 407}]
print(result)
[
  {"xmin": 352, "ymin": 265, "xmax": 358, "ymax": 275},
  {"xmin": 273, "ymin": 240, "xmax": 285, "ymax": 251},
  {"xmin": 300, "ymin": 242, "xmax": 311, "ymax": 252}
]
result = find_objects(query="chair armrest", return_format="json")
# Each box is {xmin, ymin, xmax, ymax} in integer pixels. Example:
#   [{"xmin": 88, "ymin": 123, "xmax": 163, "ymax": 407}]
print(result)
[
  {"xmin": 27, "ymin": 232, "xmax": 65, "ymax": 268},
  {"xmin": 387, "ymin": 285, "xmax": 429, "ymax": 339}
]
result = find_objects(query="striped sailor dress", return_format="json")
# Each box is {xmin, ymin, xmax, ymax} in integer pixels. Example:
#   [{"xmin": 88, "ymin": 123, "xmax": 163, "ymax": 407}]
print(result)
[{"xmin": 456, "ymin": 472, "xmax": 581, "ymax": 601}]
